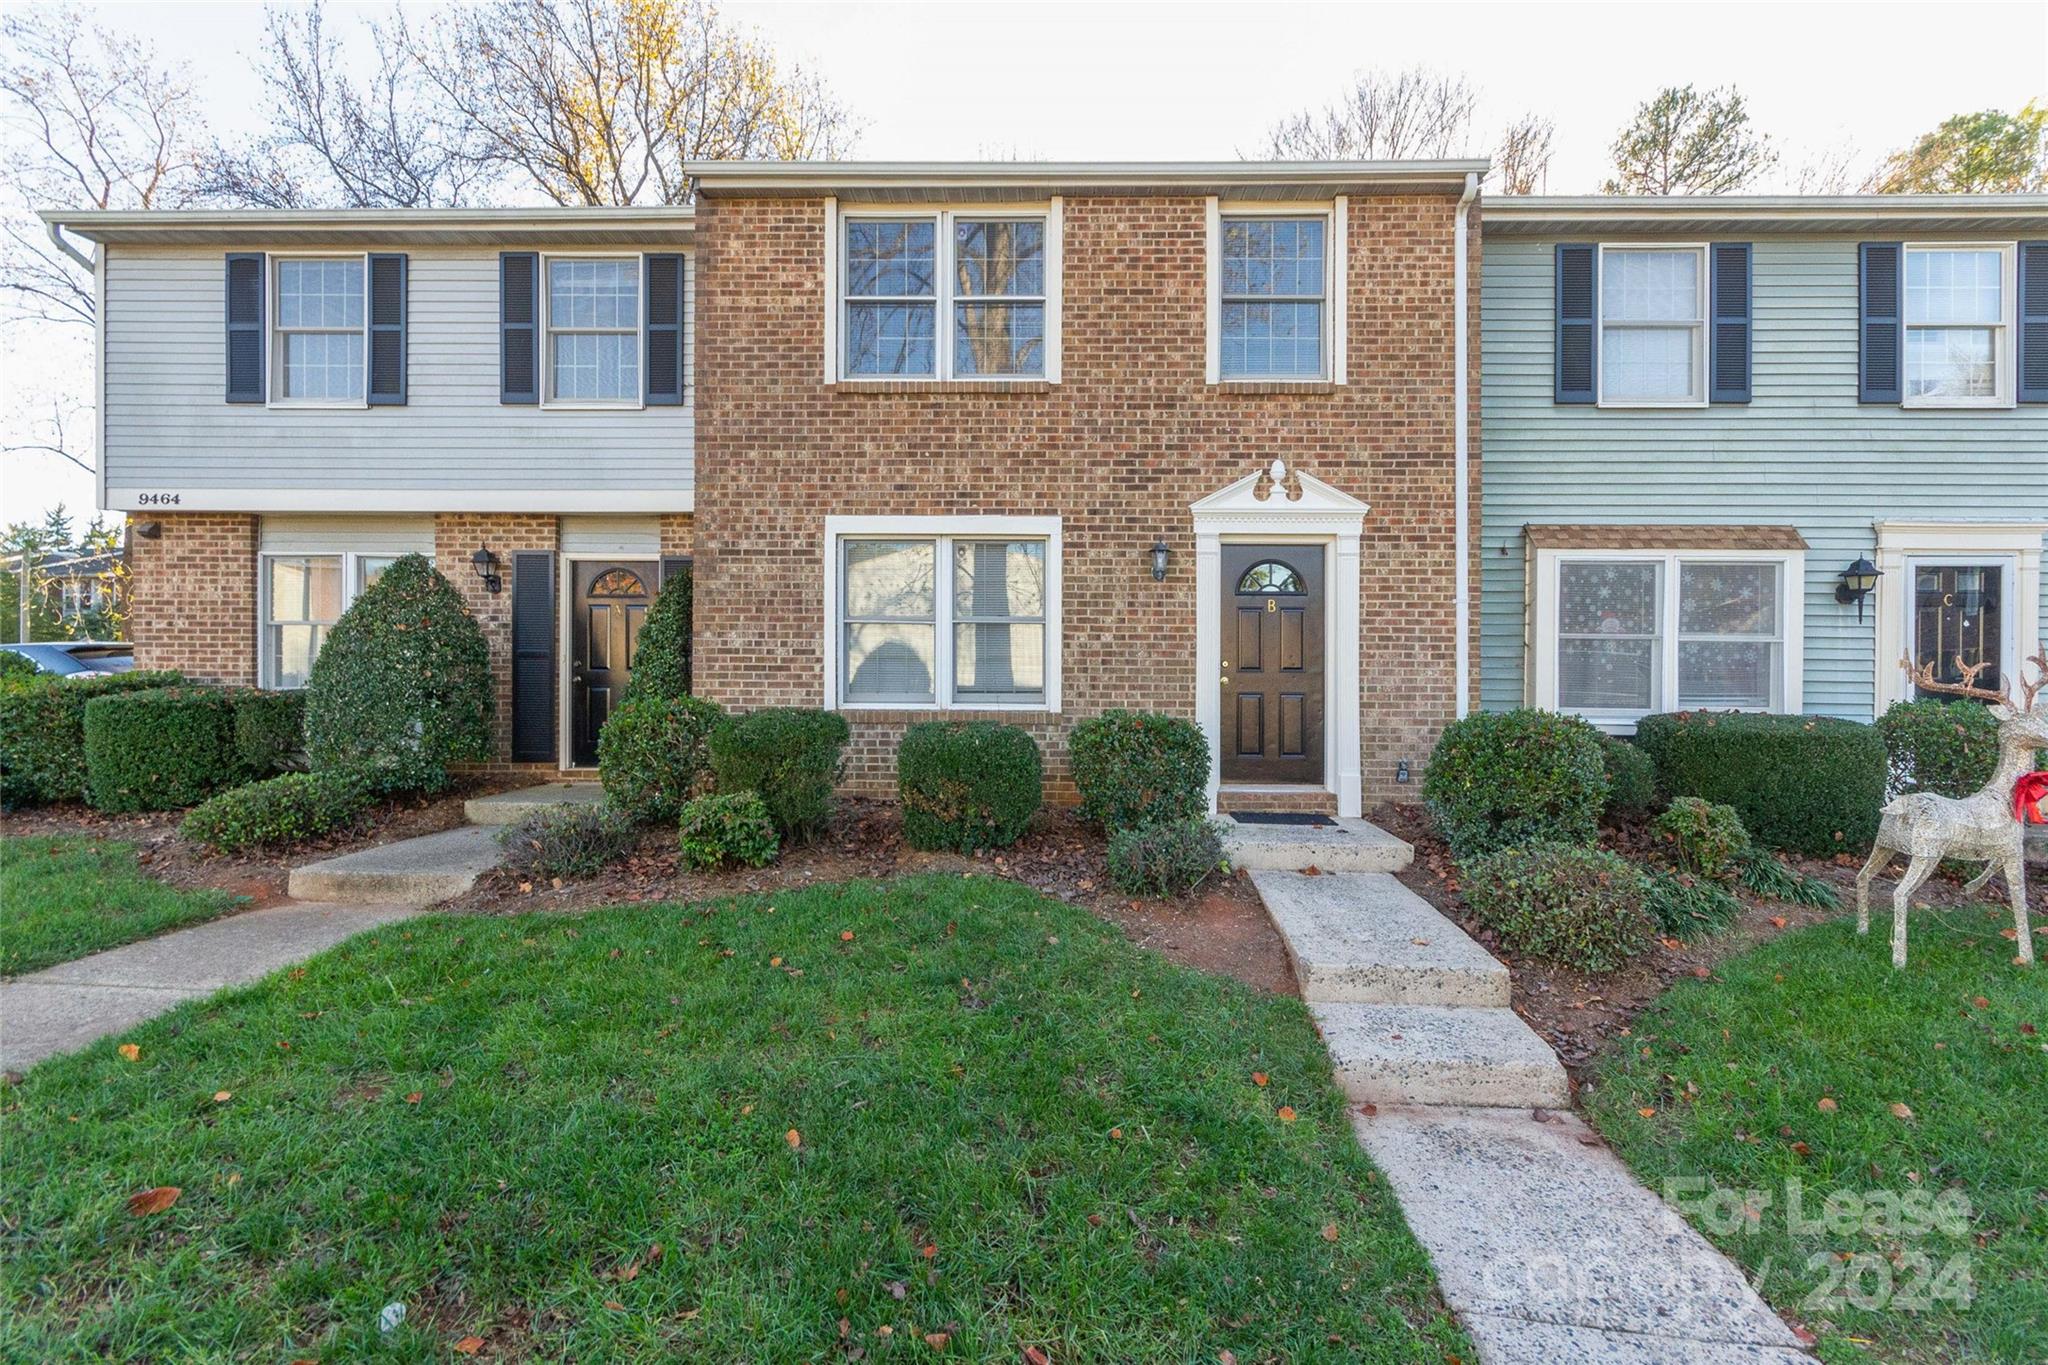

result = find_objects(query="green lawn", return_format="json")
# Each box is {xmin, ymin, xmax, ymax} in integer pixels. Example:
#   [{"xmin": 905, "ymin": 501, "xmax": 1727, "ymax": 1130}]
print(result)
[
  {"xmin": 0, "ymin": 837, "xmax": 243, "ymax": 977},
  {"xmin": 0, "ymin": 875, "xmax": 1464, "ymax": 1363},
  {"xmin": 1585, "ymin": 906, "xmax": 2047, "ymax": 1364}
]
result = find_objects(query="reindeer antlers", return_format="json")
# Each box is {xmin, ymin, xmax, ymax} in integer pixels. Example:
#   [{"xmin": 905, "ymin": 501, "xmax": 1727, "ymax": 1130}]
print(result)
[
  {"xmin": 1903, "ymin": 653, "xmax": 2013, "ymax": 709},
  {"xmin": 2022, "ymin": 648, "xmax": 2048, "ymax": 714}
]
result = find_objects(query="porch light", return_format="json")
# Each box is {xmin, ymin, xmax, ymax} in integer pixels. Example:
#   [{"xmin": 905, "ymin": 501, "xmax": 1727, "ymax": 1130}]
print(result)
[
  {"xmin": 1150, "ymin": 539, "xmax": 1171, "ymax": 582},
  {"xmin": 1835, "ymin": 557, "xmax": 1881, "ymax": 621},
  {"xmin": 470, "ymin": 545, "xmax": 503, "ymax": 595}
]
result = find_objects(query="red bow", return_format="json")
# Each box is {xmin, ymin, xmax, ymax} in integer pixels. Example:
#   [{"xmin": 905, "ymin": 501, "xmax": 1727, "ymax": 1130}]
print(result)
[{"xmin": 2016, "ymin": 772, "xmax": 2048, "ymax": 825}]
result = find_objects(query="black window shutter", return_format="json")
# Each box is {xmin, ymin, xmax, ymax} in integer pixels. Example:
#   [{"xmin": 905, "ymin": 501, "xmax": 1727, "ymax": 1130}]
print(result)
[
  {"xmin": 1859, "ymin": 242, "xmax": 1902, "ymax": 404},
  {"xmin": 367, "ymin": 252, "xmax": 408, "ymax": 406},
  {"xmin": 501, "ymin": 251, "xmax": 539, "ymax": 404},
  {"xmin": 645, "ymin": 253, "xmax": 685, "ymax": 405},
  {"xmin": 1709, "ymin": 242, "xmax": 1752, "ymax": 404},
  {"xmin": 1554, "ymin": 243, "xmax": 1597, "ymax": 404},
  {"xmin": 225, "ymin": 252, "xmax": 266, "ymax": 403},
  {"xmin": 2019, "ymin": 241, "xmax": 2048, "ymax": 404},
  {"xmin": 659, "ymin": 556, "xmax": 693, "ymax": 693},
  {"xmin": 510, "ymin": 551, "xmax": 557, "ymax": 762}
]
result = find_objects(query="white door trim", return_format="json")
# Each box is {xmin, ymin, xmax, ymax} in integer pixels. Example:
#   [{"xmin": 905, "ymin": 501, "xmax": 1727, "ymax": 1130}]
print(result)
[
  {"xmin": 1192, "ymin": 462, "xmax": 1368, "ymax": 818},
  {"xmin": 1871, "ymin": 521, "xmax": 2045, "ymax": 713}
]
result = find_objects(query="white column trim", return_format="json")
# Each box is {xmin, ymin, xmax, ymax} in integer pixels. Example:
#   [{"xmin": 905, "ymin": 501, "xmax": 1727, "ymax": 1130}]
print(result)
[
  {"xmin": 1044, "ymin": 195, "xmax": 1064, "ymax": 384},
  {"xmin": 820, "ymin": 196, "xmax": 839, "ymax": 385},
  {"xmin": 1871, "ymin": 521, "xmax": 2045, "ymax": 713},
  {"xmin": 1202, "ymin": 197, "xmax": 1221, "ymax": 385},
  {"xmin": 1330, "ymin": 194, "xmax": 1349, "ymax": 386}
]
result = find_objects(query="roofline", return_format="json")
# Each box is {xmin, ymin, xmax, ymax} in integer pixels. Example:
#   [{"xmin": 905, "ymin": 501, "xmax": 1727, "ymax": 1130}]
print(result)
[
  {"xmin": 37, "ymin": 206, "xmax": 695, "ymax": 244},
  {"xmin": 1485, "ymin": 193, "xmax": 2048, "ymax": 233},
  {"xmin": 684, "ymin": 159, "xmax": 1491, "ymax": 195}
]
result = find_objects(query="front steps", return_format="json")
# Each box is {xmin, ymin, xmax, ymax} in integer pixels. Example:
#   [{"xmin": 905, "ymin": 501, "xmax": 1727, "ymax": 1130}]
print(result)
[
  {"xmin": 465, "ymin": 781, "xmax": 603, "ymax": 825},
  {"xmin": 287, "ymin": 825, "xmax": 504, "ymax": 908},
  {"xmin": 1222, "ymin": 816, "xmax": 1413, "ymax": 874},
  {"xmin": 1314, "ymin": 1001, "xmax": 1569, "ymax": 1108}
]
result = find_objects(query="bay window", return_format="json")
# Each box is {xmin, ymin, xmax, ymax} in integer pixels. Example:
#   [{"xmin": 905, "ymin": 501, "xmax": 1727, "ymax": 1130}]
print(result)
[
  {"xmin": 1598, "ymin": 245, "xmax": 1707, "ymax": 405},
  {"xmin": 836, "ymin": 208, "xmax": 1055, "ymax": 380},
  {"xmin": 1903, "ymin": 244, "xmax": 2014, "ymax": 406}
]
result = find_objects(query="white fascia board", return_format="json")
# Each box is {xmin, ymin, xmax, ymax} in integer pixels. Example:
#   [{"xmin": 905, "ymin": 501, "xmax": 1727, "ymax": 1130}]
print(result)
[
  {"xmin": 687, "ymin": 159, "xmax": 1492, "ymax": 194},
  {"xmin": 107, "ymin": 488, "xmax": 695, "ymax": 513},
  {"xmin": 39, "ymin": 206, "xmax": 695, "ymax": 245}
]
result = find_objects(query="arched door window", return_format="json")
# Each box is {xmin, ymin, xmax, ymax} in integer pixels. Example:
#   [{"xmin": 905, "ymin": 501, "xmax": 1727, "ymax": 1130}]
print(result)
[{"xmin": 1236, "ymin": 560, "xmax": 1305, "ymax": 595}]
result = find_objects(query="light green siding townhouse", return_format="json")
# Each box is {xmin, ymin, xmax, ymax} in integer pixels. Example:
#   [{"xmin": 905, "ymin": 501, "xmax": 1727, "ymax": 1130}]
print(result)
[{"xmin": 1480, "ymin": 195, "xmax": 2048, "ymax": 731}]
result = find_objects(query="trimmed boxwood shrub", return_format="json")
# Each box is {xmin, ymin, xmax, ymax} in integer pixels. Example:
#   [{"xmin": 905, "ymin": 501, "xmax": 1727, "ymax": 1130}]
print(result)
[
  {"xmin": 598, "ymin": 693, "xmax": 723, "ymax": 824},
  {"xmin": 84, "ymin": 686, "xmax": 245, "ymax": 813},
  {"xmin": 625, "ymin": 565, "xmax": 692, "ymax": 701},
  {"xmin": 303, "ymin": 553, "xmax": 492, "ymax": 790},
  {"xmin": 181, "ymin": 768, "xmax": 377, "ymax": 853},
  {"xmin": 708, "ymin": 708, "xmax": 849, "ymax": 841},
  {"xmin": 499, "ymin": 803, "xmax": 641, "ymax": 881},
  {"xmin": 1422, "ymin": 708, "xmax": 1608, "ymax": 861},
  {"xmin": 897, "ymin": 721, "xmax": 1043, "ymax": 852},
  {"xmin": 1459, "ymin": 842, "xmax": 1654, "ymax": 971},
  {"xmin": 1107, "ymin": 817, "xmax": 1228, "ymax": 898},
  {"xmin": 1600, "ymin": 734, "xmax": 1657, "ymax": 820},
  {"xmin": 0, "ymin": 670, "xmax": 182, "ymax": 807},
  {"xmin": 231, "ymin": 689, "xmax": 306, "ymax": 776},
  {"xmin": 1068, "ymin": 710, "xmax": 1209, "ymax": 831},
  {"xmin": 1634, "ymin": 711, "xmax": 1886, "ymax": 856},
  {"xmin": 1876, "ymin": 698, "xmax": 2009, "ymax": 798},
  {"xmin": 1651, "ymin": 796, "xmax": 1751, "ymax": 878},
  {"xmin": 678, "ymin": 791, "xmax": 780, "ymax": 870}
]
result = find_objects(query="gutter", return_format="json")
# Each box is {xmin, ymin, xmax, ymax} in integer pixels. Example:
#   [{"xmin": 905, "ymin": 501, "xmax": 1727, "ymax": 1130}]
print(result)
[
  {"xmin": 1453, "ymin": 172, "xmax": 1478, "ymax": 719},
  {"xmin": 46, "ymin": 219, "xmax": 94, "ymax": 272}
]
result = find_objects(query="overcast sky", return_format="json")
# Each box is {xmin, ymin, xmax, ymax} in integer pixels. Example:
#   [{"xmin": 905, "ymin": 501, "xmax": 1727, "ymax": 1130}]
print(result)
[{"xmin": 4, "ymin": 0, "xmax": 2044, "ymax": 523}]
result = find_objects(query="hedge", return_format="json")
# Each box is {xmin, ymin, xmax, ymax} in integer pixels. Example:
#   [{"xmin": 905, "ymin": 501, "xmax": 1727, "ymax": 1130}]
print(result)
[
  {"xmin": 181, "ymin": 768, "xmax": 378, "ymax": 852},
  {"xmin": 84, "ymin": 687, "xmax": 245, "ymax": 813},
  {"xmin": 1422, "ymin": 708, "xmax": 1608, "ymax": 861},
  {"xmin": 626, "ymin": 565, "xmax": 692, "ymax": 701},
  {"xmin": 1600, "ymin": 734, "xmax": 1657, "ymax": 820},
  {"xmin": 1068, "ymin": 711, "xmax": 1209, "ymax": 831},
  {"xmin": 0, "ymin": 670, "xmax": 184, "ymax": 807},
  {"xmin": 1459, "ymin": 842, "xmax": 1654, "ymax": 971},
  {"xmin": 1634, "ymin": 711, "xmax": 1886, "ymax": 856},
  {"xmin": 598, "ymin": 693, "xmax": 723, "ymax": 824},
  {"xmin": 897, "ymin": 721, "xmax": 1043, "ymax": 852},
  {"xmin": 232, "ymin": 689, "xmax": 307, "ymax": 777},
  {"xmin": 0, "ymin": 651, "xmax": 38, "ymax": 681},
  {"xmin": 1876, "ymin": 698, "xmax": 2010, "ymax": 798},
  {"xmin": 708, "ymin": 708, "xmax": 850, "ymax": 841}
]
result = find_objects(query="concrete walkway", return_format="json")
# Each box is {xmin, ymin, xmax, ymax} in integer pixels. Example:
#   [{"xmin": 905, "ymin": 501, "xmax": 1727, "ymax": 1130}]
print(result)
[
  {"xmin": 1, "ymin": 901, "xmax": 418, "ymax": 1072},
  {"xmin": 288, "ymin": 824, "xmax": 505, "ymax": 907},
  {"xmin": 1245, "ymin": 820, "xmax": 1810, "ymax": 1364}
]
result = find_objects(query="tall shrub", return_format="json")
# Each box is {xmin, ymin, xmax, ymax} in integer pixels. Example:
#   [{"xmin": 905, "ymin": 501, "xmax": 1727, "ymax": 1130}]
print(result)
[
  {"xmin": 1422, "ymin": 708, "xmax": 1608, "ymax": 861},
  {"xmin": 302, "ymin": 553, "xmax": 492, "ymax": 789},
  {"xmin": 598, "ymin": 693, "xmax": 723, "ymax": 824},
  {"xmin": 0, "ymin": 670, "xmax": 183, "ymax": 807},
  {"xmin": 708, "ymin": 708, "xmax": 850, "ymax": 841},
  {"xmin": 84, "ymin": 687, "xmax": 245, "ymax": 813},
  {"xmin": 1068, "ymin": 710, "xmax": 1209, "ymax": 831},
  {"xmin": 1876, "ymin": 699, "xmax": 2008, "ymax": 798},
  {"xmin": 1634, "ymin": 711, "xmax": 1885, "ymax": 856},
  {"xmin": 626, "ymin": 564, "xmax": 692, "ymax": 701},
  {"xmin": 897, "ymin": 721, "xmax": 1043, "ymax": 852},
  {"xmin": 231, "ymin": 689, "xmax": 307, "ymax": 776}
]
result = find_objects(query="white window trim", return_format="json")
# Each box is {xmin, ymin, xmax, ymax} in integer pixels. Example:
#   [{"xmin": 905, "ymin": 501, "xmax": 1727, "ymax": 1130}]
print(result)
[
  {"xmin": 828, "ymin": 201, "xmax": 1062, "ymax": 384},
  {"xmin": 255, "ymin": 550, "xmax": 390, "ymax": 689},
  {"xmin": 540, "ymin": 251, "xmax": 646, "ymax": 411},
  {"xmin": 1900, "ymin": 241, "xmax": 2017, "ymax": 410},
  {"xmin": 1531, "ymin": 546, "xmax": 1806, "ymax": 733},
  {"xmin": 822, "ymin": 515, "xmax": 1062, "ymax": 713},
  {"xmin": 1204, "ymin": 197, "xmax": 1347, "ymax": 385},
  {"xmin": 1872, "ymin": 521, "xmax": 2045, "ymax": 713},
  {"xmin": 267, "ymin": 251, "xmax": 370, "ymax": 410},
  {"xmin": 1594, "ymin": 241, "xmax": 1709, "ymax": 409}
]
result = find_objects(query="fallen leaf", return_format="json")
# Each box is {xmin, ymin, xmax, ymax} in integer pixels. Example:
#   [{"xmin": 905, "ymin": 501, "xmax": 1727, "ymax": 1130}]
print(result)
[
  {"xmin": 1321, "ymin": 1223, "xmax": 1339, "ymax": 1242},
  {"xmin": 1791, "ymin": 1141, "xmax": 1811, "ymax": 1155},
  {"xmin": 1220, "ymin": 1352, "xmax": 1238, "ymax": 1365},
  {"xmin": 1086, "ymin": 1213, "xmax": 1102, "ymax": 1226},
  {"xmin": 406, "ymin": 1092, "xmax": 423, "ymax": 1105},
  {"xmin": 886, "ymin": 1280, "xmax": 907, "ymax": 1300},
  {"xmin": 1691, "ymin": 966, "xmax": 1711, "ymax": 979},
  {"xmin": 1817, "ymin": 1097, "xmax": 1838, "ymax": 1113},
  {"xmin": 213, "ymin": 1091, "xmax": 232, "ymax": 1103},
  {"xmin": 921, "ymin": 1243, "xmax": 937, "ymax": 1259},
  {"xmin": 453, "ymin": 1337, "xmax": 485, "ymax": 1355},
  {"xmin": 118, "ymin": 1043, "xmax": 141, "ymax": 1062},
  {"xmin": 786, "ymin": 1128, "xmax": 801, "ymax": 1149},
  {"xmin": 604, "ymin": 1299, "xmax": 626, "ymax": 1312},
  {"xmin": 1637, "ymin": 1107, "xmax": 1657, "ymax": 1119},
  {"xmin": 924, "ymin": 1332, "xmax": 951, "ymax": 1349},
  {"xmin": 841, "ymin": 931, "xmax": 855, "ymax": 942},
  {"xmin": 127, "ymin": 1186, "xmax": 181, "ymax": 1216},
  {"xmin": 1276, "ymin": 1106, "xmax": 1297, "ymax": 1123},
  {"xmin": 1769, "ymin": 916, "xmax": 1788, "ymax": 929},
  {"xmin": 1972, "ymin": 996, "xmax": 1990, "ymax": 1009},
  {"xmin": 1890, "ymin": 1102, "xmax": 1915, "ymax": 1121},
  {"xmin": 1108, "ymin": 1127, "xmax": 1122, "ymax": 1140},
  {"xmin": 1251, "ymin": 1072, "xmax": 1268, "ymax": 1087},
  {"xmin": 1024, "ymin": 1348, "xmax": 1052, "ymax": 1365}
]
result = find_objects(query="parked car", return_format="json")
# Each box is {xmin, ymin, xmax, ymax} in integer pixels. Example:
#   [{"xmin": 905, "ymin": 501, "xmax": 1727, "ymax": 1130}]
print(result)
[{"xmin": 0, "ymin": 641, "xmax": 135, "ymax": 677}]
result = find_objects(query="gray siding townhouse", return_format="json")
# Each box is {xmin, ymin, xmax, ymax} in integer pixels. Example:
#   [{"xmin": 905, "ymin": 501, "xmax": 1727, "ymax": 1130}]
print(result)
[{"xmin": 1480, "ymin": 196, "xmax": 2047, "ymax": 731}]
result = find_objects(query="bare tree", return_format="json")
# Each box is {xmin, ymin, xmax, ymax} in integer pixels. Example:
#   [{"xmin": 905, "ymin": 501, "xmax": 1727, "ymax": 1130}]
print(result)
[
  {"xmin": 1492, "ymin": 112, "xmax": 1554, "ymax": 195},
  {"xmin": 1788, "ymin": 139, "xmax": 1869, "ymax": 195},
  {"xmin": 1603, "ymin": 84, "xmax": 1776, "ymax": 195},
  {"xmin": 1259, "ymin": 65, "xmax": 1482, "ymax": 161},
  {"xmin": 403, "ymin": 0, "xmax": 857, "ymax": 206},
  {"xmin": 0, "ymin": 6, "xmax": 209, "ymax": 325},
  {"xmin": 203, "ymin": 2, "xmax": 490, "ymax": 209}
]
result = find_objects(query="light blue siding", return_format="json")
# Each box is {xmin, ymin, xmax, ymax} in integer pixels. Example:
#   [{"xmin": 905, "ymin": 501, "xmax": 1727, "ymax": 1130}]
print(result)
[{"xmin": 1481, "ymin": 233, "xmax": 2047, "ymax": 721}]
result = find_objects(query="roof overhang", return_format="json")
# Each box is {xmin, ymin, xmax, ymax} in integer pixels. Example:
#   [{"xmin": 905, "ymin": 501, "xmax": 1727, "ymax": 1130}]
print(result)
[
  {"xmin": 686, "ymin": 159, "xmax": 1490, "ymax": 201},
  {"xmin": 1485, "ymin": 194, "xmax": 2048, "ymax": 236},
  {"xmin": 37, "ymin": 206, "xmax": 694, "ymax": 247}
]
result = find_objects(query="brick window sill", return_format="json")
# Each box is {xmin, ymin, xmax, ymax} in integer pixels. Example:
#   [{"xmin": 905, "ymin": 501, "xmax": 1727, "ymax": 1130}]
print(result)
[
  {"xmin": 826, "ymin": 380, "xmax": 1054, "ymax": 396},
  {"xmin": 1210, "ymin": 381, "xmax": 1339, "ymax": 396}
]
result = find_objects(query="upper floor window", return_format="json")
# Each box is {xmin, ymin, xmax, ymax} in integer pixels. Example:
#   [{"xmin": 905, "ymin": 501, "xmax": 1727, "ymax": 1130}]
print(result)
[
  {"xmin": 1599, "ymin": 245, "xmax": 1706, "ymax": 406},
  {"xmin": 274, "ymin": 257, "xmax": 365, "ymax": 403},
  {"xmin": 1903, "ymin": 244, "xmax": 2014, "ymax": 406},
  {"xmin": 547, "ymin": 257, "xmax": 641, "ymax": 403},
  {"xmin": 836, "ymin": 209, "xmax": 1053, "ymax": 381},
  {"xmin": 1219, "ymin": 217, "xmax": 1327, "ymax": 379}
]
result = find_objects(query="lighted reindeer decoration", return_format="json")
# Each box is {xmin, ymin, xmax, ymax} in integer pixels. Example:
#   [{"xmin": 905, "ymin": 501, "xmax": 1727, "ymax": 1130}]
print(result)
[{"xmin": 1856, "ymin": 649, "xmax": 2047, "ymax": 968}]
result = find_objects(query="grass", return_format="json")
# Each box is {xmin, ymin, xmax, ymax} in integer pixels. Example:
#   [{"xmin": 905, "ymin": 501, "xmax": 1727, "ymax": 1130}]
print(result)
[
  {"xmin": 0, "ymin": 837, "xmax": 242, "ymax": 977},
  {"xmin": 1585, "ymin": 904, "xmax": 2047, "ymax": 1364},
  {"xmin": 0, "ymin": 874, "xmax": 1465, "ymax": 1363}
]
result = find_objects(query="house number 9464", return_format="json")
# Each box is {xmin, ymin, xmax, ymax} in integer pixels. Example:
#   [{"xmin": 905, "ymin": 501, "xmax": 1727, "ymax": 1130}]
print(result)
[{"xmin": 135, "ymin": 492, "xmax": 182, "ymax": 506}]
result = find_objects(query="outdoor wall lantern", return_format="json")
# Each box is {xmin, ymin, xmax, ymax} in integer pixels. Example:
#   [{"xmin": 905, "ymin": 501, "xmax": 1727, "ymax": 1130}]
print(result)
[
  {"xmin": 1835, "ymin": 556, "xmax": 1882, "ymax": 621},
  {"xmin": 471, "ymin": 545, "xmax": 504, "ymax": 595},
  {"xmin": 132, "ymin": 521, "xmax": 162, "ymax": 540},
  {"xmin": 1150, "ymin": 539, "xmax": 1171, "ymax": 581}
]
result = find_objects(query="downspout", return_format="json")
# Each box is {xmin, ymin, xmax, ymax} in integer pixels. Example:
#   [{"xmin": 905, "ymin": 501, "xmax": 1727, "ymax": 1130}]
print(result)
[
  {"xmin": 46, "ymin": 220, "xmax": 95, "ymax": 274},
  {"xmin": 1453, "ymin": 172, "xmax": 1478, "ymax": 719}
]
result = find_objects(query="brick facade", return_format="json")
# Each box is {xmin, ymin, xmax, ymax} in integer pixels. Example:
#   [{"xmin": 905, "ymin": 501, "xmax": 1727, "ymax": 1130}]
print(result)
[
  {"xmin": 127, "ymin": 513, "xmax": 259, "ymax": 685},
  {"xmin": 694, "ymin": 190, "xmax": 1481, "ymax": 806}
]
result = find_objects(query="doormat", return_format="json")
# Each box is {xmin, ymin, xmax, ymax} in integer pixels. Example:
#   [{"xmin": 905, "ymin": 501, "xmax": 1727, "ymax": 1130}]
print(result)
[{"xmin": 1229, "ymin": 811, "xmax": 1337, "ymax": 827}]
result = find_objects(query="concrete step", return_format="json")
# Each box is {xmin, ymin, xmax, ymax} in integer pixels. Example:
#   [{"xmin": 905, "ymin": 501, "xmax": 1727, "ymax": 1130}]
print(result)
[
  {"xmin": 288, "ymin": 826, "xmax": 504, "ymax": 908},
  {"xmin": 465, "ymin": 781, "xmax": 604, "ymax": 826},
  {"xmin": 1222, "ymin": 815, "xmax": 1412, "ymax": 873},
  {"xmin": 1312, "ymin": 1001, "xmax": 1569, "ymax": 1109},
  {"xmin": 1251, "ymin": 869, "xmax": 1509, "ymax": 1007}
]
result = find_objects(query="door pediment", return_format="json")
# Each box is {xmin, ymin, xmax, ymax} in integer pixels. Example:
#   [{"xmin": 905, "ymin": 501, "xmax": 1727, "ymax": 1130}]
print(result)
[{"xmin": 1190, "ymin": 460, "xmax": 1370, "ymax": 528}]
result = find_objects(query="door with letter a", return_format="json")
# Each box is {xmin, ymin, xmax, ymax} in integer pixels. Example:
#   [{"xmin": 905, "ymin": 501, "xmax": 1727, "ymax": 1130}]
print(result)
[
  {"xmin": 1220, "ymin": 544, "xmax": 1324, "ymax": 784},
  {"xmin": 570, "ymin": 560, "xmax": 655, "ymax": 767}
]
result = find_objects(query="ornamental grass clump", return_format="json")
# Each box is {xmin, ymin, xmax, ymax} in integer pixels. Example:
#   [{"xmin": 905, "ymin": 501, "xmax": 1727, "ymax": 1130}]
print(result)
[{"xmin": 499, "ymin": 804, "xmax": 640, "ymax": 881}]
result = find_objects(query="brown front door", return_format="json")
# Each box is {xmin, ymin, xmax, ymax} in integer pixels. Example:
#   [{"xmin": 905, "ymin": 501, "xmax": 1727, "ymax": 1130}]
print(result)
[
  {"xmin": 1913, "ymin": 563, "xmax": 2004, "ymax": 697},
  {"xmin": 571, "ymin": 560, "xmax": 655, "ymax": 767},
  {"xmin": 1220, "ymin": 544, "xmax": 1324, "ymax": 784}
]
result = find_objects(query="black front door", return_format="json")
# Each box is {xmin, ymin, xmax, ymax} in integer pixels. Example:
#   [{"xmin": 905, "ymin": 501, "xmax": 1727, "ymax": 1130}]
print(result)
[
  {"xmin": 571, "ymin": 560, "xmax": 655, "ymax": 767},
  {"xmin": 1913, "ymin": 563, "xmax": 2004, "ymax": 697},
  {"xmin": 1220, "ymin": 544, "xmax": 1324, "ymax": 784}
]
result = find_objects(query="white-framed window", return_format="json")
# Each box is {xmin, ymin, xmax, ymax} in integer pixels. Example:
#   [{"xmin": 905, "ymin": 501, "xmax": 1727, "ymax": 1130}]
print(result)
[
  {"xmin": 272, "ymin": 255, "xmax": 366, "ymax": 405},
  {"xmin": 1902, "ymin": 242, "xmax": 2016, "ymax": 408},
  {"xmin": 828, "ymin": 203, "xmax": 1060, "ymax": 382},
  {"xmin": 258, "ymin": 552, "xmax": 397, "ymax": 689},
  {"xmin": 1871, "ymin": 521, "xmax": 2044, "ymax": 713},
  {"xmin": 1533, "ymin": 547, "xmax": 1804, "ymax": 729},
  {"xmin": 1205, "ymin": 199, "xmax": 1345, "ymax": 383},
  {"xmin": 545, "ymin": 254, "xmax": 641, "ymax": 405},
  {"xmin": 1597, "ymin": 244, "xmax": 1707, "ymax": 407},
  {"xmin": 824, "ymin": 516, "xmax": 1062, "ymax": 711}
]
